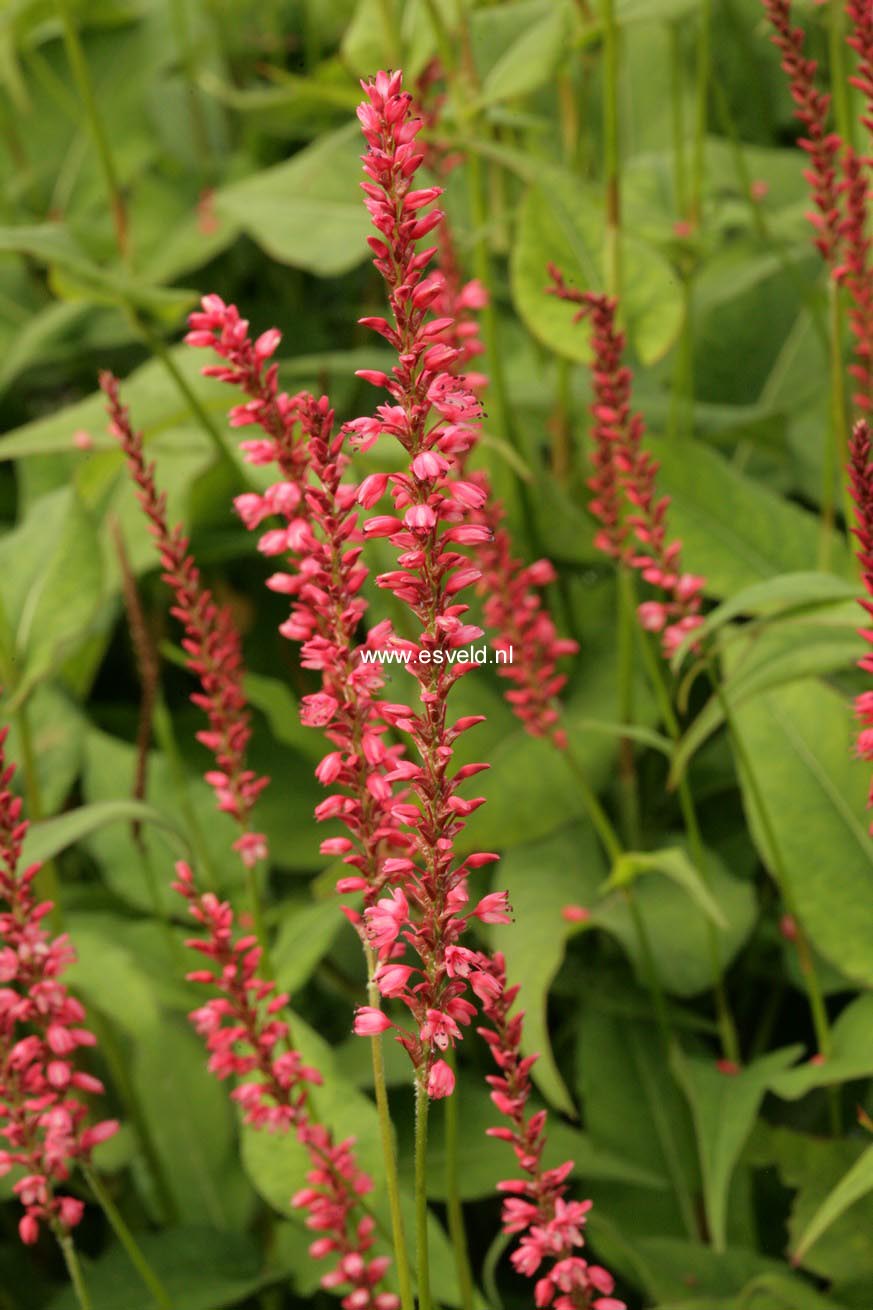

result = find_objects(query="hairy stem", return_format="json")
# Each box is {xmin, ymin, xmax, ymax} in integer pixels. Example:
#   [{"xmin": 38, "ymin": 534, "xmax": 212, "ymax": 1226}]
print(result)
[
  {"xmin": 414, "ymin": 1079, "xmax": 433, "ymax": 1310},
  {"xmin": 443, "ymin": 1050, "xmax": 474, "ymax": 1310},
  {"xmin": 56, "ymin": 1228, "xmax": 93, "ymax": 1310},
  {"xmin": 83, "ymin": 1165, "xmax": 173, "ymax": 1309}
]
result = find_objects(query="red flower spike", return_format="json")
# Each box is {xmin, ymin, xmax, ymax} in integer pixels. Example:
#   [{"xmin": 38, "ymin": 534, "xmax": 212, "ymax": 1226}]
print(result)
[
  {"xmin": 545, "ymin": 271, "xmax": 704, "ymax": 658},
  {"xmin": 0, "ymin": 724, "xmax": 118, "ymax": 1246},
  {"xmin": 102, "ymin": 374, "xmax": 269, "ymax": 869},
  {"xmin": 848, "ymin": 420, "xmax": 873, "ymax": 825},
  {"xmin": 478, "ymin": 954, "xmax": 625, "ymax": 1310}
]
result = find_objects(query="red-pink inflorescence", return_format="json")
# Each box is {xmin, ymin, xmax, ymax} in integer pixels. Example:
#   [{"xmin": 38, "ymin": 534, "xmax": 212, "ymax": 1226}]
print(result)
[
  {"xmin": 545, "ymin": 269, "xmax": 704, "ymax": 657},
  {"xmin": 847, "ymin": 1, "xmax": 873, "ymax": 143},
  {"xmin": 173, "ymin": 862, "xmax": 397, "ymax": 1310},
  {"xmin": 102, "ymin": 372, "xmax": 269, "ymax": 870},
  {"xmin": 847, "ymin": 420, "xmax": 873, "ymax": 818},
  {"xmin": 478, "ymin": 954, "xmax": 624, "ymax": 1310},
  {"xmin": 0, "ymin": 726, "xmax": 118, "ymax": 1245},
  {"xmin": 761, "ymin": 0, "xmax": 842, "ymax": 264}
]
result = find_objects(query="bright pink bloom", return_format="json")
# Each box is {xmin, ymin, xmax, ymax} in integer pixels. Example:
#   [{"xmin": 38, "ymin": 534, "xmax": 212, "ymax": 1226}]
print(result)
[
  {"xmin": 353, "ymin": 1008, "xmax": 393, "ymax": 1037},
  {"xmin": 103, "ymin": 375, "xmax": 269, "ymax": 866},
  {"xmin": 427, "ymin": 1059, "xmax": 455, "ymax": 1099},
  {"xmin": 545, "ymin": 271, "xmax": 704, "ymax": 659},
  {"xmin": 478, "ymin": 954, "xmax": 625, "ymax": 1310},
  {"xmin": 0, "ymin": 724, "xmax": 118, "ymax": 1246},
  {"xmin": 561, "ymin": 905, "xmax": 591, "ymax": 925}
]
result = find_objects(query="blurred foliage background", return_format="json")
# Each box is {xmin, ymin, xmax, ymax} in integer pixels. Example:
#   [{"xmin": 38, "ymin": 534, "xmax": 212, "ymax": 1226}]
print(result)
[{"xmin": 3, "ymin": 2, "xmax": 873, "ymax": 1309}]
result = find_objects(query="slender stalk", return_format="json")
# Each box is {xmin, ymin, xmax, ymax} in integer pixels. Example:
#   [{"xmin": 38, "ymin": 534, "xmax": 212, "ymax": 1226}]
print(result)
[
  {"xmin": 828, "ymin": 0, "xmax": 855, "ymax": 150},
  {"xmin": 551, "ymin": 358, "xmax": 573, "ymax": 482},
  {"xmin": 14, "ymin": 704, "xmax": 61, "ymax": 921},
  {"xmin": 689, "ymin": 0, "xmax": 711, "ymax": 229},
  {"xmin": 821, "ymin": 278, "xmax": 848, "ymax": 568},
  {"xmin": 638, "ymin": 633, "xmax": 740, "ymax": 1064},
  {"xmin": 413, "ymin": 1080, "xmax": 433, "ymax": 1310},
  {"xmin": 56, "ymin": 1228, "xmax": 93, "ymax": 1310},
  {"xmin": 82, "ymin": 1165, "xmax": 173, "ymax": 1309},
  {"xmin": 563, "ymin": 744, "xmax": 622, "ymax": 864},
  {"xmin": 443, "ymin": 1050, "xmax": 474, "ymax": 1310},
  {"xmin": 601, "ymin": 0, "xmax": 621, "ymax": 298},
  {"xmin": 626, "ymin": 891, "xmax": 673, "ymax": 1054},
  {"xmin": 55, "ymin": 0, "xmax": 128, "ymax": 259},
  {"xmin": 669, "ymin": 24, "xmax": 688, "ymax": 217},
  {"xmin": 365, "ymin": 946, "xmax": 415, "ymax": 1310},
  {"xmin": 616, "ymin": 567, "xmax": 641, "ymax": 848}
]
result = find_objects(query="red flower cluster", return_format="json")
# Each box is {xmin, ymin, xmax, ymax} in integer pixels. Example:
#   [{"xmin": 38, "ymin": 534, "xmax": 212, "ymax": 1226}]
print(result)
[
  {"xmin": 103, "ymin": 373, "xmax": 269, "ymax": 870},
  {"xmin": 478, "ymin": 954, "xmax": 624, "ymax": 1310},
  {"xmin": 0, "ymin": 726, "xmax": 118, "ymax": 1245},
  {"xmin": 173, "ymin": 862, "xmax": 397, "ymax": 1310},
  {"xmin": 761, "ymin": 0, "xmax": 842, "ymax": 264},
  {"xmin": 546, "ymin": 269, "xmax": 704, "ymax": 657},
  {"xmin": 848, "ymin": 420, "xmax": 873, "ymax": 816}
]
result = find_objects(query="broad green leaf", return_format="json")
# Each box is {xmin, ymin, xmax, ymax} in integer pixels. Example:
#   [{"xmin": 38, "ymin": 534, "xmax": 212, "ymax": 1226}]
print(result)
[
  {"xmin": 244, "ymin": 670, "xmax": 325, "ymax": 763},
  {"xmin": 671, "ymin": 1046, "xmax": 801, "ymax": 1251},
  {"xmin": 672, "ymin": 572, "xmax": 859, "ymax": 667},
  {"xmin": 618, "ymin": 0, "xmax": 701, "ymax": 19},
  {"xmin": 653, "ymin": 440, "xmax": 850, "ymax": 597},
  {"xmin": 636, "ymin": 1237, "xmax": 791, "ymax": 1305},
  {"xmin": 63, "ymin": 925, "xmax": 160, "ymax": 1037},
  {"xmin": 132, "ymin": 1019, "xmax": 247, "ymax": 1230},
  {"xmin": 477, "ymin": 1, "xmax": 569, "ymax": 106},
  {"xmin": 770, "ymin": 995, "xmax": 873, "ymax": 1099},
  {"xmin": 595, "ymin": 844, "xmax": 756, "ymax": 997},
  {"xmin": 793, "ymin": 1145, "xmax": 873, "ymax": 1265},
  {"xmin": 511, "ymin": 171, "xmax": 683, "ymax": 366},
  {"xmin": 730, "ymin": 678, "xmax": 873, "ymax": 985},
  {"xmin": 49, "ymin": 1227, "xmax": 269, "ymax": 1310},
  {"xmin": 215, "ymin": 124, "xmax": 370, "ymax": 276},
  {"xmin": 488, "ymin": 822, "xmax": 608, "ymax": 1115},
  {"xmin": 20, "ymin": 799, "xmax": 186, "ymax": 867},
  {"xmin": 605, "ymin": 847, "xmax": 728, "ymax": 929},
  {"xmin": 272, "ymin": 897, "xmax": 344, "ymax": 993}
]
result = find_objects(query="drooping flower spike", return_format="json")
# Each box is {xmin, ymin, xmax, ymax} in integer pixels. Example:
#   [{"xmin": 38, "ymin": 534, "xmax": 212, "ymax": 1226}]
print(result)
[
  {"xmin": 545, "ymin": 268, "xmax": 704, "ymax": 658},
  {"xmin": 173, "ymin": 863, "xmax": 398, "ymax": 1310},
  {"xmin": 102, "ymin": 373, "xmax": 269, "ymax": 871},
  {"xmin": 478, "ymin": 954, "xmax": 625, "ymax": 1310},
  {"xmin": 0, "ymin": 723, "xmax": 118, "ymax": 1246}
]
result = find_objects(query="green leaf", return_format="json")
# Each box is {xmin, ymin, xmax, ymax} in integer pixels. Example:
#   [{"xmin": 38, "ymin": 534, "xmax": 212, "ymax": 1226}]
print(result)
[
  {"xmin": 511, "ymin": 170, "xmax": 683, "ymax": 366},
  {"xmin": 730, "ymin": 677, "xmax": 873, "ymax": 986},
  {"xmin": 20, "ymin": 799, "xmax": 186, "ymax": 867},
  {"xmin": 488, "ymin": 822, "xmax": 608, "ymax": 1115},
  {"xmin": 215, "ymin": 123, "xmax": 370, "ymax": 276},
  {"xmin": 272, "ymin": 897, "xmax": 343, "ymax": 993},
  {"xmin": 793, "ymin": 1145, "xmax": 873, "ymax": 1264},
  {"xmin": 49, "ymin": 1227, "xmax": 270, "ymax": 1310},
  {"xmin": 477, "ymin": 1, "xmax": 569, "ymax": 106},
  {"xmin": 595, "ymin": 843, "xmax": 756, "ymax": 997},
  {"xmin": 671, "ymin": 1046, "xmax": 802, "ymax": 1252},
  {"xmin": 605, "ymin": 847, "xmax": 728, "ymax": 929},
  {"xmin": 63, "ymin": 923, "xmax": 161, "ymax": 1037},
  {"xmin": 653, "ymin": 440, "xmax": 851, "ymax": 597},
  {"xmin": 770, "ymin": 994, "xmax": 873, "ymax": 1099},
  {"xmin": 131, "ymin": 1019, "xmax": 247, "ymax": 1230},
  {"xmin": 672, "ymin": 572, "xmax": 859, "ymax": 667}
]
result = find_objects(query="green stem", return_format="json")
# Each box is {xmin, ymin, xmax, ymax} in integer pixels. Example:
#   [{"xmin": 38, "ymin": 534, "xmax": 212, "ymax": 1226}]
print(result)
[
  {"xmin": 669, "ymin": 24, "xmax": 688, "ymax": 217},
  {"xmin": 56, "ymin": 1228, "xmax": 93, "ymax": 1310},
  {"xmin": 15, "ymin": 703, "xmax": 62, "ymax": 921},
  {"xmin": 616, "ymin": 567, "xmax": 641, "ymax": 848},
  {"xmin": 365, "ymin": 947, "xmax": 415, "ymax": 1310},
  {"xmin": 638, "ymin": 634, "xmax": 740, "ymax": 1064},
  {"xmin": 414, "ymin": 1079, "xmax": 433, "ymax": 1310},
  {"xmin": 563, "ymin": 745, "xmax": 622, "ymax": 864},
  {"xmin": 626, "ymin": 890, "xmax": 673, "ymax": 1054},
  {"xmin": 601, "ymin": 0, "xmax": 621, "ymax": 297},
  {"xmin": 821, "ymin": 278, "xmax": 848, "ymax": 569},
  {"xmin": 83, "ymin": 1166, "xmax": 173, "ymax": 1309},
  {"xmin": 443, "ymin": 1050, "xmax": 474, "ymax": 1310},
  {"xmin": 828, "ymin": 0, "xmax": 855, "ymax": 150},
  {"xmin": 56, "ymin": 0, "xmax": 128, "ymax": 260},
  {"xmin": 689, "ymin": 0, "xmax": 711, "ymax": 229}
]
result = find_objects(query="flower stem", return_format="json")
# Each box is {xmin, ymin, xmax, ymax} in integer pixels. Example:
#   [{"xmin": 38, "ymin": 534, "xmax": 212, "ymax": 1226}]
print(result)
[
  {"xmin": 56, "ymin": 1228, "xmax": 93, "ymax": 1310},
  {"xmin": 821, "ymin": 277, "xmax": 848, "ymax": 569},
  {"xmin": 83, "ymin": 1165, "xmax": 173, "ymax": 1309},
  {"xmin": 601, "ymin": 0, "xmax": 621, "ymax": 298},
  {"xmin": 638, "ymin": 633, "xmax": 740, "ymax": 1064},
  {"xmin": 443, "ymin": 1050, "xmax": 474, "ymax": 1310},
  {"xmin": 365, "ymin": 947, "xmax": 415, "ymax": 1310},
  {"xmin": 828, "ymin": 0, "xmax": 855, "ymax": 150},
  {"xmin": 413, "ymin": 1079, "xmax": 433, "ymax": 1310},
  {"xmin": 14, "ymin": 703, "xmax": 61, "ymax": 924},
  {"xmin": 689, "ymin": 0, "xmax": 711, "ymax": 230},
  {"xmin": 616, "ymin": 567, "xmax": 641, "ymax": 848},
  {"xmin": 55, "ymin": 0, "xmax": 128, "ymax": 260}
]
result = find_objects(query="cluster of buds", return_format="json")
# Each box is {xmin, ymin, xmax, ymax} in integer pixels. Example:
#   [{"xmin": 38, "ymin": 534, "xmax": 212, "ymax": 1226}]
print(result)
[
  {"xmin": 103, "ymin": 374, "xmax": 269, "ymax": 870},
  {"xmin": 546, "ymin": 269, "xmax": 704, "ymax": 658},
  {"xmin": 173, "ymin": 862, "xmax": 397, "ymax": 1310},
  {"xmin": 478, "ymin": 954, "xmax": 624, "ymax": 1310},
  {"xmin": 0, "ymin": 726, "xmax": 118, "ymax": 1244}
]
